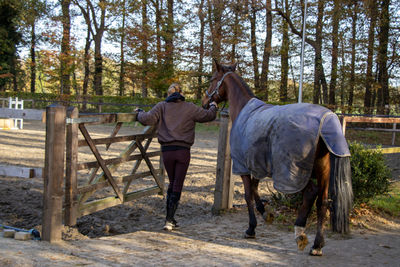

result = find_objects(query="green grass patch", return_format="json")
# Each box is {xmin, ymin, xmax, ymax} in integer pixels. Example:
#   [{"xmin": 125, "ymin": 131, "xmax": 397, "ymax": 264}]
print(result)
[
  {"xmin": 195, "ymin": 122, "xmax": 219, "ymax": 133},
  {"xmin": 368, "ymin": 181, "xmax": 400, "ymax": 217},
  {"xmin": 346, "ymin": 128, "xmax": 400, "ymax": 146}
]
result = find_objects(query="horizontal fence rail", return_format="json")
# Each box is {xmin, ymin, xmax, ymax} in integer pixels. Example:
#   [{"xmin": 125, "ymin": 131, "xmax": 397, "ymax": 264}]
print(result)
[{"xmin": 0, "ymin": 107, "xmax": 45, "ymax": 121}]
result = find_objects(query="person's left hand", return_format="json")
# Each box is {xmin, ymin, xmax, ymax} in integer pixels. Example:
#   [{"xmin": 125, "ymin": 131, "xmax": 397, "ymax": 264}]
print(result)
[{"xmin": 210, "ymin": 101, "xmax": 218, "ymax": 108}]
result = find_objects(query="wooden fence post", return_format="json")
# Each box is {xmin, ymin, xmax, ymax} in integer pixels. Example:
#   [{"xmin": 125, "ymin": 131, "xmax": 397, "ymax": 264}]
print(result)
[
  {"xmin": 212, "ymin": 110, "xmax": 234, "ymax": 214},
  {"xmin": 65, "ymin": 106, "xmax": 78, "ymax": 226},
  {"xmin": 42, "ymin": 104, "xmax": 66, "ymax": 242},
  {"xmin": 341, "ymin": 116, "xmax": 347, "ymax": 136},
  {"xmin": 392, "ymin": 123, "xmax": 396, "ymax": 146}
]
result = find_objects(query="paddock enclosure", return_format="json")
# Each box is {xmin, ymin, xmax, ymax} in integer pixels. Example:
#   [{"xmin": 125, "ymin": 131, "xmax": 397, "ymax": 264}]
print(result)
[
  {"xmin": 0, "ymin": 106, "xmax": 256, "ymax": 241},
  {"xmin": 1, "ymin": 103, "xmax": 400, "ymax": 265}
]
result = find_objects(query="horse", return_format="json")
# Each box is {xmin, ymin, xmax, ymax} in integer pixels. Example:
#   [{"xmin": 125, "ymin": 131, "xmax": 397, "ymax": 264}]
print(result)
[{"xmin": 202, "ymin": 61, "xmax": 353, "ymax": 256}]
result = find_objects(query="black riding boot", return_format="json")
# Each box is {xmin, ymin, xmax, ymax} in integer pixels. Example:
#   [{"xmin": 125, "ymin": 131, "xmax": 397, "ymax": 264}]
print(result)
[{"xmin": 164, "ymin": 191, "xmax": 181, "ymax": 231}]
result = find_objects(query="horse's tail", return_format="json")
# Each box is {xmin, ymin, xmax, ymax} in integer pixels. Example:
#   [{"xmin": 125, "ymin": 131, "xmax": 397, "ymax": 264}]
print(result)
[{"xmin": 329, "ymin": 155, "xmax": 353, "ymax": 234}]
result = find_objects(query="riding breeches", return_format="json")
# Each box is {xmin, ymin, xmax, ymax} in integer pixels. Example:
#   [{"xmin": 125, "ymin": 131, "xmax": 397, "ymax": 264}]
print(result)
[{"xmin": 162, "ymin": 149, "xmax": 191, "ymax": 193}]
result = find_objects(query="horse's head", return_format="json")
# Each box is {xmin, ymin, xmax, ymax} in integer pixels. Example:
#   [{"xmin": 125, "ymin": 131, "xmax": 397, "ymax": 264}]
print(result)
[{"xmin": 202, "ymin": 60, "xmax": 237, "ymax": 109}]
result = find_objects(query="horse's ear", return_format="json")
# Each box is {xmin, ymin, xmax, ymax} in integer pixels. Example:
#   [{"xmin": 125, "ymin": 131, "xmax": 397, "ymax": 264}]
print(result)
[{"xmin": 214, "ymin": 58, "xmax": 221, "ymax": 72}]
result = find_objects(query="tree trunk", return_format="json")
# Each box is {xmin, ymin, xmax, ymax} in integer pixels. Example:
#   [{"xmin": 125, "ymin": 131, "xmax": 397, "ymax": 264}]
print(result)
[
  {"xmin": 30, "ymin": 22, "xmax": 36, "ymax": 93},
  {"xmin": 94, "ymin": 41, "xmax": 103, "ymax": 95},
  {"xmin": 377, "ymin": 0, "xmax": 390, "ymax": 114},
  {"xmin": 279, "ymin": 0, "xmax": 288, "ymax": 102},
  {"xmin": 208, "ymin": 0, "xmax": 223, "ymax": 71},
  {"xmin": 72, "ymin": 65, "xmax": 78, "ymax": 96},
  {"xmin": 364, "ymin": 0, "xmax": 377, "ymax": 114},
  {"xmin": 119, "ymin": 0, "xmax": 126, "ymax": 97},
  {"xmin": 141, "ymin": 0, "xmax": 149, "ymax": 98},
  {"xmin": 289, "ymin": 57, "xmax": 298, "ymax": 102},
  {"xmin": 86, "ymin": 0, "xmax": 107, "ymax": 96},
  {"xmin": 313, "ymin": 56, "xmax": 322, "ymax": 104},
  {"xmin": 151, "ymin": 0, "xmax": 163, "ymax": 97},
  {"xmin": 340, "ymin": 38, "xmax": 346, "ymax": 110},
  {"xmin": 371, "ymin": 62, "xmax": 378, "ymax": 108},
  {"xmin": 155, "ymin": 0, "xmax": 162, "ymax": 69},
  {"xmin": 164, "ymin": 0, "xmax": 174, "ymax": 85},
  {"xmin": 60, "ymin": 0, "xmax": 71, "ymax": 95},
  {"xmin": 249, "ymin": 0, "xmax": 260, "ymax": 92},
  {"xmin": 348, "ymin": 1, "xmax": 357, "ymax": 109},
  {"xmin": 82, "ymin": 24, "xmax": 91, "ymax": 111},
  {"xmin": 230, "ymin": 1, "xmax": 240, "ymax": 63},
  {"xmin": 11, "ymin": 57, "xmax": 17, "ymax": 92},
  {"xmin": 95, "ymin": 0, "xmax": 106, "ymax": 96},
  {"xmin": 329, "ymin": 0, "xmax": 340, "ymax": 106},
  {"xmin": 197, "ymin": 0, "xmax": 206, "ymax": 99},
  {"xmin": 74, "ymin": 0, "xmax": 105, "ymax": 96},
  {"xmin": 260, "ymin": 0, "xmax": 272, "ymax": 101},
  {"xmin": 313, "ymin": 0, "xmax": 325, "ymax": 104}
]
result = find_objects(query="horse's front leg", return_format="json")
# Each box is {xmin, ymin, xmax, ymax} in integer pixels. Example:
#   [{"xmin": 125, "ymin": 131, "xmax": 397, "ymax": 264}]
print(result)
[{"xmin": 241, "ymin": 175, "xmax": 257, "ymax": 238}]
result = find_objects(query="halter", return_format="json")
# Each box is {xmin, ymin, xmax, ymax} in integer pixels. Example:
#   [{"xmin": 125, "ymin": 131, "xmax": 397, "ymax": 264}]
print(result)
[{"xmin": 205, "ymin": 71, "xmax": 233, "ymax": 104}]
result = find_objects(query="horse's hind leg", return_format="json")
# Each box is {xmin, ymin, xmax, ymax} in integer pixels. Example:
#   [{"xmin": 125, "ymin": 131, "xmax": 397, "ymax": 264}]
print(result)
[
  {"xmin": 252, "ymin": 179, "xmax": 264, "ymax": 214},
  {"xmin": 294, "ymin": 180, "xmax": 318, "ymax": 251},
  {"xmin": 310, "ymin": 143, "xmax": 330, "ymax": 256},
  {"xmin": 252, "ymin": 179, "xmax": 274, "ymax": 224},
  {"xmin": 241, "ymin": 175, "xmax": 257, "ymax": 238}
]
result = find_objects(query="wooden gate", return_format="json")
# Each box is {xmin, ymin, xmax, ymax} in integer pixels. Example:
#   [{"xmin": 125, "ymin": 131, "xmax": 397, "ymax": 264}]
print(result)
[{"xmin": 43, "ymin": 105, "xmax": 165, "ymax": 242}]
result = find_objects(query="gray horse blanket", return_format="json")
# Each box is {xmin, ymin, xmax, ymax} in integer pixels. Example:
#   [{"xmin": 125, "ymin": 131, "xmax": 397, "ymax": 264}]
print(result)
[{"xmin": 230, "ymin": 98, "xmax": 350, "ymax": 194}]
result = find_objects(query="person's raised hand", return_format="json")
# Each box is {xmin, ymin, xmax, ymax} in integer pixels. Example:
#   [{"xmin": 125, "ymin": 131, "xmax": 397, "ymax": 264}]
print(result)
[{"xmin": 210, "ymin": 101, "xmax": 218, "ymax": 109}]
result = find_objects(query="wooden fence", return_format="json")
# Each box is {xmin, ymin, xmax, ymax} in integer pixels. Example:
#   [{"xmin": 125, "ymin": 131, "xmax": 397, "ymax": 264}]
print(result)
[
  {"xmin": 0, "ymin": 105, "xmax": 45, "ymax": 177},
  {"xmin": 43, "ymin": 105, "xmax": 165, "ymax": 242},
  {"xmin": 342, "ymin": 115, "xmax": 400, "ymax": 153}
]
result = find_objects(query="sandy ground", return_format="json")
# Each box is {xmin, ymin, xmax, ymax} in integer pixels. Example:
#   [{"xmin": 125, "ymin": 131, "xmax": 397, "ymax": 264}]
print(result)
[{"xmin": 0, "ymin": 120, "xmax": 399, "ymax": 267}]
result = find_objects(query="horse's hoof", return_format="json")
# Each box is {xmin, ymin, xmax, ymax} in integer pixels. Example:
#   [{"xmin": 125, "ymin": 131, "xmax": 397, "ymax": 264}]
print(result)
[
  {"xmin": 296, "ymin": 234, "xmax": 308, "ymax": 251},
  {"xmin": 244, "ymin": 230, "xmax": 256, "ymax": 239},
  {"xmin": 262, "ymin": 212, "xmax": 274, "ymax": 225},
  {"xmin": 309, "ymin": 247, "xmax": 323, "ymax": 256}
]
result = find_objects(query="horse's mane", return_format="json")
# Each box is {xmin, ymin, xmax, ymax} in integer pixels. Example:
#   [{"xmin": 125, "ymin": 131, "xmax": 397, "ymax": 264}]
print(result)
[
  {"xmin": 220, "ymin": 63, "xmax": 255, "ymax": 98},
  {"xmin": 233, "ymin": 72, "xmax": 255, "ymax": 98}
]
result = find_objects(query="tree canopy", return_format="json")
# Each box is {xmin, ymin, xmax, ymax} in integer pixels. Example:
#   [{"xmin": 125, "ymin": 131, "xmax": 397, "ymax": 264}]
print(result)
[
  {"xmin": 0, "ymin": 0, "xmax": 22, "ymax": 91},
  {"xmin": 0, "ymin": 0, "xmax": 400, "ymax": 114}
]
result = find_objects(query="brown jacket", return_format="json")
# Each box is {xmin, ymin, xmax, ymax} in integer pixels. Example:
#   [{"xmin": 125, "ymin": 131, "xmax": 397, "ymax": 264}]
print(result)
[{"xmin": 137, "ymin": 101, "xmax": 217, "ymax": 148}]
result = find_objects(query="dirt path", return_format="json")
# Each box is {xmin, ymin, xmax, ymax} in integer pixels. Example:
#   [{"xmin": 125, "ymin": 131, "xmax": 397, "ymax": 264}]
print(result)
[
  {"xmin": 0, "ymin": 120, "xmax": 399, "ymax": 266},
  {"xmin": 1, "ymin": 211, "xmax": 399, "ymax": 266}
]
